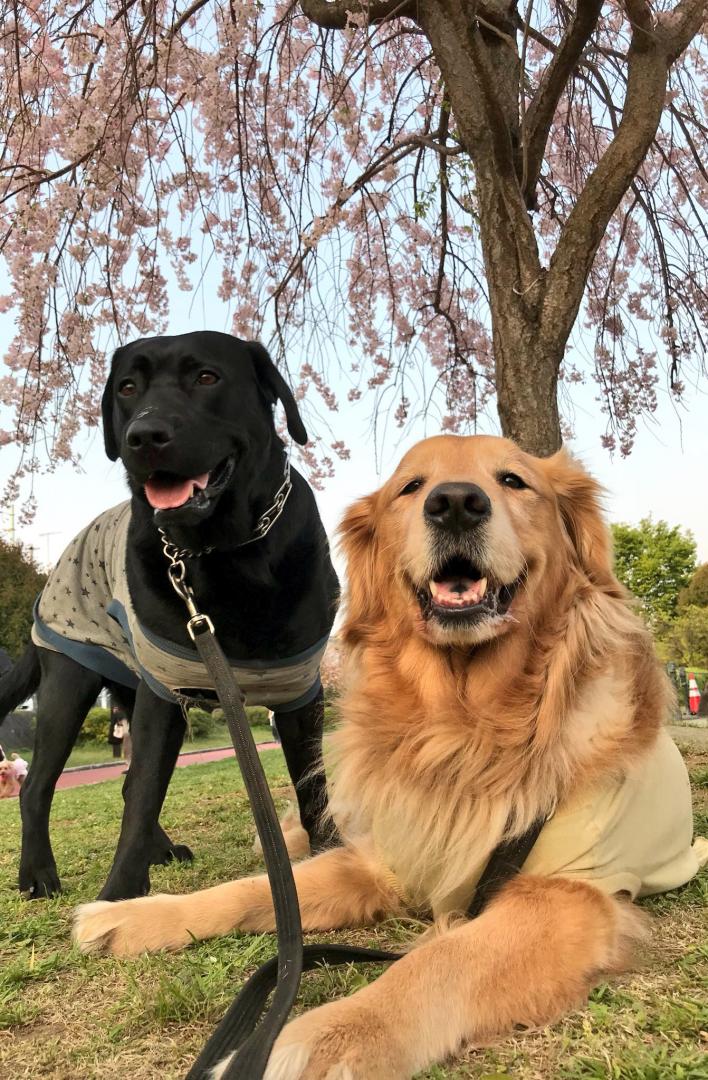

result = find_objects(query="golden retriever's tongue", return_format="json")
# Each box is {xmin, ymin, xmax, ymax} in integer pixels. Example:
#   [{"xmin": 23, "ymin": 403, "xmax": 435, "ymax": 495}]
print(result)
[
  {"xmin": 430, "ymin": 577, "xmax": 487, "ymax": 607},
  {"xmin": 144, "ymin": 473, "xmax": 209, "ymax": 510}
]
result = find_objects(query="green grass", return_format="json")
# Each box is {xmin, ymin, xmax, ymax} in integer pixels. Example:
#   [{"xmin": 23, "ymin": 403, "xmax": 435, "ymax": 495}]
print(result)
[
  {"xmin": 11, "ymin": 723, "xmax": 274, "ymax": 770},
  {"xmin": 0, "ymin": 748, "xmax": 705, "ymax": 1079}
]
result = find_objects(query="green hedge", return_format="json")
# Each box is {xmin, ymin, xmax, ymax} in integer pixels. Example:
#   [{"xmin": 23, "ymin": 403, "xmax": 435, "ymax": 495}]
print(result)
[
  {"xmin": 323, "ymin": 703, "xmax": 339, "ymax": 729},
  {"xmin": 211, "ymin": 705, "xmax": 270, "ymax": 728},
  {"xmin": 77, "ymin": 707, "xmax": 112, "ymax": 745},
  {"xmin": 74, "ymin": 700, "xmax": 330, "ymax": 746},
  {"xmin": 185, "ymin": 707, "xmax": 218, "ymax": 738}
]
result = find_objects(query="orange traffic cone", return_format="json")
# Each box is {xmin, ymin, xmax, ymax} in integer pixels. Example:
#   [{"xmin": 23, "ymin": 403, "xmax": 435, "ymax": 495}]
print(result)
[{"xmin": 687, "ymin": 672, "xmax": 701, "ymax": 716}]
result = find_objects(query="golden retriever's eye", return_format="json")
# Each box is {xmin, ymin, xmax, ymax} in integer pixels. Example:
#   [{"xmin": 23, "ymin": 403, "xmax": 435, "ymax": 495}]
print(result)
[
  {"xmin": 117, "ymin": 379, "xmax": 137, "ymax": 397},
  {"xmin": 399, "ymin": 478, "xmax": 424, "ymax": 497},
  {"xmin": 499, "ymin": 472, "xmax": 528, "ymax": 490},
  {"xmin": 197, "ymin": 370, "xmax": 219, "ymax": 385}
]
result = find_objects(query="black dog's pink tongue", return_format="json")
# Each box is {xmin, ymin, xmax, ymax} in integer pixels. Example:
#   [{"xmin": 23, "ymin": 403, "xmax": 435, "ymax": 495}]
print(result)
[{"xmin": 144, "ymin": 473, "xmax": 209, "ymax": 510}]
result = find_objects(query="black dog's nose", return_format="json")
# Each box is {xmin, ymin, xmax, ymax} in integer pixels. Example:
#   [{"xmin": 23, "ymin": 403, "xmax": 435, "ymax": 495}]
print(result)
[
  {"xmin": 125, "ymin": 416, "xmax": 174, "ymax": 452},
  {"xmin": 424, "ymin": 483, "xmax": 491, "ymax": 531}
]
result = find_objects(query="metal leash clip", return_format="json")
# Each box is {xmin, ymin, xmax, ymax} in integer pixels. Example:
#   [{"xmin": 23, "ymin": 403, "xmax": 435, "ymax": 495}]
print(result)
[{"xmin": 160, "ymin": 529, "xmax": 215, "ymax": 640}]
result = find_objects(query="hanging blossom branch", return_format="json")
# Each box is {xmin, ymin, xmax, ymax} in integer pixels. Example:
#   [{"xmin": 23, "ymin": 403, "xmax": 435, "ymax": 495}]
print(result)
[{"xmin": 0, "ymin": 0, "xmax": 705, "ymax": 504}]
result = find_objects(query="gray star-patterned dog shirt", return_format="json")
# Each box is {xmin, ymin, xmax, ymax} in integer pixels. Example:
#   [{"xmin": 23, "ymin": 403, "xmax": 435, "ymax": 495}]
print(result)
[{"xmin": 32, "ymin": 503, "xmax": 328, "ymax": 711}]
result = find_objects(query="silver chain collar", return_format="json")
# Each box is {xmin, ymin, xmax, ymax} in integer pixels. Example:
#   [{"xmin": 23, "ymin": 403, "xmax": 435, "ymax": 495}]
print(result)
[
  {"xmin": 236, "ymin": 458, "xmax": 292, "ymax": 548},
  {"xmin": 157, "ymin": 457, "xmax": 292, "ymax": 560}
]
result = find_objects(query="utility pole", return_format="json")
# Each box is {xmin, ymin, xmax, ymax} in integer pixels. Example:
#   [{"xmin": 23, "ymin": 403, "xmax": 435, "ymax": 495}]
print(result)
[
  {"xmin": 39, "ymin": 531, "xmax": 60, "ymax": 568},
  {"xmin": 1, "ymin": 504, "xmax": 15, "ymax": 541}
]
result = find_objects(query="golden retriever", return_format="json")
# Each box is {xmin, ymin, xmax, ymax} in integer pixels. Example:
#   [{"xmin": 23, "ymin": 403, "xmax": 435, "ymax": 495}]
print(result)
[{"xmin": 73, "ymin": 435, "xmax": 705, "ymax": 1080}]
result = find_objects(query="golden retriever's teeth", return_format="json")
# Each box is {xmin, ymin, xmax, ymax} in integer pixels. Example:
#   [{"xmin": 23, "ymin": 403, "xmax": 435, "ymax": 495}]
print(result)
[
  {"xmin": 430, "ymin": 580, "xmax": 441, "ymax": 599},
  {"xmin": 477, "ymin": 577, "xmax": 488, "ymax": 599}
]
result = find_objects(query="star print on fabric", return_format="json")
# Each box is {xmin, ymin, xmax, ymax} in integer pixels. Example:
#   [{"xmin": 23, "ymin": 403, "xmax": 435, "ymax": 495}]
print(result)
[
  {"xmin": 64, "ymin": 586, "xmax": 71, "ymax": 595},
  {"xmin": 94, "ymin": 524, "xmax": 100, "ymax": 532},
  {"xmin": 66, "ymin": 619, "xmax": 75, "ymax": 629},
  {"xmin": 98, "ymin": 560, "xmax": 106, "ymax": 571},
  {"xmin": 71, "ymin": 557, "xmax": 80, "ymax": 566},
  {"xmin": 81, "ymin": 587, "xmax": 90, "ymax": 597}
]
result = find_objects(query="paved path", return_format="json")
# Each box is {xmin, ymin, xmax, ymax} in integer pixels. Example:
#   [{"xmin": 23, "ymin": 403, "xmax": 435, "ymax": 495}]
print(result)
[
  {"xmin": 54, "ymin": 741, "xmax": 280, "ymax": 791},
  {"xmin": 5, "ymin": 728, "xmax": 704, "ymax": 801}
]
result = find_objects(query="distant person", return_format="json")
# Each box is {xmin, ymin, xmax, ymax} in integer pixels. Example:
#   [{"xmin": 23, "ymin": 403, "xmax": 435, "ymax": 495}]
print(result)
[
  {"xmin": 10, "ymin": 752, "xmax": 28, "ymax": 781},
  {"xmin": 108, "ymin": 712, "xmax": 123, "ymax": 759},
  {"xmin": 111, "ymin": 705, "xmax": 132, "ymax": 768},
  {"xmin": 268, "ymin": 709, "xmax": 280, "ymax": 744}
]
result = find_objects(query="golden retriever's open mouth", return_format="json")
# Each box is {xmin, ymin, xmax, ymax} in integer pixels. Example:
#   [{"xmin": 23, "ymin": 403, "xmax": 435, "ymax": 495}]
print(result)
[{"xmin": 415, "ymin": 556, "xmax": 522, "ymax": 626}]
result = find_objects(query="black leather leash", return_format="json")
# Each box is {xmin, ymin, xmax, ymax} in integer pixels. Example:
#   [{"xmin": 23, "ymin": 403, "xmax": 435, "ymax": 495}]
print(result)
[{"xmin": 160, "ymin": 538, "xmax": 546, "ymax": 1080}]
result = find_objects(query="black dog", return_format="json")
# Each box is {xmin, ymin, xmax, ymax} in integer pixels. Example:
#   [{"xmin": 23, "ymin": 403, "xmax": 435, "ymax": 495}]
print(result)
[{"xmin": 0, "ymin": 332, "xmax": 339, "ymax": 901}]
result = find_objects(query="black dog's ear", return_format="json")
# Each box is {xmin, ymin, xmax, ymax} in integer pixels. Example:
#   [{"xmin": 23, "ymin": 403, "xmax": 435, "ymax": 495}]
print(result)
[
  {"xmin": 101, "ymin": 355, "xmax": 120, "ymax": 461},
  {"xmin": 247, "ymin": 341, "xmax": 308, "ymax": 446}
]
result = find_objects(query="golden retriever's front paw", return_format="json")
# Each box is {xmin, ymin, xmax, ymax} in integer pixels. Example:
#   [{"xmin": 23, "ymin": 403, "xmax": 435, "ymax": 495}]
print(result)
[
  {"xmin": 252, "ymin": 803, "xmax": 311, "ymax": 862},
  {"xmin": 263, "ymin": 999, "xmax": 406, "ymax": 1080},
  {"xmin": 73, "ymin": 895, "xmax": 193, "ymax": 956}
]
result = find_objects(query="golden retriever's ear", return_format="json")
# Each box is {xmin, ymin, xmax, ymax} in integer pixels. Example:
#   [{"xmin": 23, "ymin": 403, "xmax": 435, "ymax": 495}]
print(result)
[
  {"xmin": 337, "ymin": 493, "xmax": 384, "ymax": 636},
  {"xmin": 543, "ymin": 450, "xmax": 613, "ymax": 582}
]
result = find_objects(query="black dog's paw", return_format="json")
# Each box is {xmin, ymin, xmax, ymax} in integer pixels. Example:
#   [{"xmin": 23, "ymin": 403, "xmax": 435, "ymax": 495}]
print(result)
[
  {"xmin": 97, "ymin": 874, "xmax": 151, "ymax": 902},
  {"xmin": 307, "ymin": 823, "xmax": 342, "ymax": 856},
  {"xmin": 19, "ymin": 865, "xmax": 62, "ymax": 900},
  {"xmin": 149, "ymin": 842, "xmax": 194, "ymax": 866},
  {"xmin": 167, "ymin": 843, "xmax": 194, "ymax": 863}
]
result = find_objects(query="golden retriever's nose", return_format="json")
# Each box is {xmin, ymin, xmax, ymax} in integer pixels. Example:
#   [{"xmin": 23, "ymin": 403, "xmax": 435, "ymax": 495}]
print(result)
[{"xmin": 424, "ymin": 483, "xmax": 491, "ymax": 532}]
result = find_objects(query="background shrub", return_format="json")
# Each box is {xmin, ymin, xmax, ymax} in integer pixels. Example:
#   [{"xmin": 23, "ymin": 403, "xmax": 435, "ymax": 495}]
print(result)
[
  {"xmin": 186, "ymin": 707, "xmax": 218, "ymax": 739},
  {"xmin": 245, "ymin": 705, "xmax": 269, "ymax": 728},
  {"xmin": 76, "ymin": 707, "xmax": 111, "ymax": 745},
  {"xmin": 323, "ymin": 703, "xmax": 339, "ymax": 729}
]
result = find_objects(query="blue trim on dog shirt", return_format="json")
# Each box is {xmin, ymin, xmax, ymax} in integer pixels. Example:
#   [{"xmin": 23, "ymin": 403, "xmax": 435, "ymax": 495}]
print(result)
[{"xmin": 33, "ymin": 599, "xmax": 140, "ymax": 691}]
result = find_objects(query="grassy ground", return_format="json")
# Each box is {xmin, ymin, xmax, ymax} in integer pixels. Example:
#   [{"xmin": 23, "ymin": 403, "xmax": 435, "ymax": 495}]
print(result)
[
  {"xmin": 11, "ymin": 724, "xmax": 273, "ymax": 770},
  {"xmin": 0, "ymin": 743, "xmax": 705, "ymax": 1079}
]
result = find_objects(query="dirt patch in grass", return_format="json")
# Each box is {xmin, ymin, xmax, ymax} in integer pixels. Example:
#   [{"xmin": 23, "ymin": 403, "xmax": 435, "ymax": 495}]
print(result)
[{"xmin": 1, "ymin": 748, "xmax": 706, "ymax": 1079}]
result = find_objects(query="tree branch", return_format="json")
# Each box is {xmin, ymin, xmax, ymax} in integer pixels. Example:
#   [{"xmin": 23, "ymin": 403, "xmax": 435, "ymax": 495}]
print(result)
[
  {"xmin": 656, "ymin": 0, "xmax": 707, "ymax": 61},
  {"xmin": 300, "ymin": 0, "xmax": 414, "ymax": 29},
  {"xmin": 415, "ymin": 0, "xmax": 542, "ymax": 293},
  {"xmin": 171, "ymin": 0, "xmax": 212, "ymax": 36},
  {"xmin": 521, "ymin": 0, "xmax": 604, "ymax": 208},
  {"xmin": 541, "ymin": 0, "xmax": 703, "ymax": 353}
]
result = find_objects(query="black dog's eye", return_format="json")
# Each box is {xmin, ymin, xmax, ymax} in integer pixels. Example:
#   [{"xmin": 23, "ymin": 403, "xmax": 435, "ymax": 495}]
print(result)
[
  {"xmin": 118, "ymin": 380, "xmax": 137, "ymax": 397},
  {"xmin": 197, "ymin": 370, "xmax": 219, "ymax": 385},
  {"xmin": 398, "ymin": 478, "xmax": 424, "ymax": 497},
  {"xmin": 498, "ymin": 472, "xmax": 528, "ymax": 490}
]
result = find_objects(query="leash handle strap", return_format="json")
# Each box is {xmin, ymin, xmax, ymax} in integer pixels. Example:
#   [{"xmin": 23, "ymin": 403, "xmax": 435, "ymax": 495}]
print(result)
[
  {"xmin": 466, "ymin": 816, "xmax": 546, "ymax": 919},
  {"xmin": 187, "ymin": 621, "xmax": 303, "ymax": 1080}
]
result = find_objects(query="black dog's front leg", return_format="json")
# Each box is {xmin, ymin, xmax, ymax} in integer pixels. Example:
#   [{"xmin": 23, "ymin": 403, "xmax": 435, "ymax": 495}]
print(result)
[
  {"xmin": 274, "ymin": 687, "xmax": 339, "ymax": 853},
  {"xmin": 98, "ymin": 685, "xmax": 185, "ymax": 901}
]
